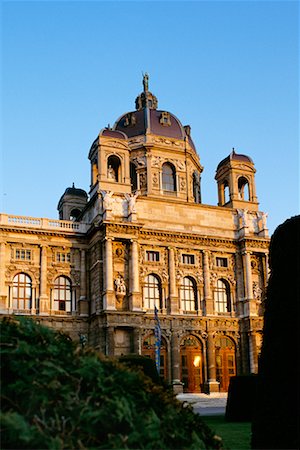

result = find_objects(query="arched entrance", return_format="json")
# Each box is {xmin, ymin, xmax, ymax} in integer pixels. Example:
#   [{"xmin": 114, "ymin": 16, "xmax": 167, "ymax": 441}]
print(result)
[
  {"xmin": 215, "ymin": 336, "xmax": 236, "ymax": 392},
  {"xmin": 142, "ymin": 333, "xmax": 168, "ymax": 380},
  {"xmin": 180, "ymin": 335, "xmax": 204, "ymax": 393}
]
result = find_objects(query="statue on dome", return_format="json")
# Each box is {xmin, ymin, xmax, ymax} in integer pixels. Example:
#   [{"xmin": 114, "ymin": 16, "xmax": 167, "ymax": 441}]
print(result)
[{"xmin": 143, "ymin": 72, "xmax": 149, "ymax": 92}]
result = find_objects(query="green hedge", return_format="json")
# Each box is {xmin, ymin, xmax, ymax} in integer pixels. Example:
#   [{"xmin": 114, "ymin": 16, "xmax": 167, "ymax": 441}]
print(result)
[{"xmin": 1, "ymin": 316, "xmax": 223, "ymax": 449}]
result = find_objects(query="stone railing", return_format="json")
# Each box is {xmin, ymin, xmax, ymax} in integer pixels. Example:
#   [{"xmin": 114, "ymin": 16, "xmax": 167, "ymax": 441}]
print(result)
[{"xmin": 0, "ymin": 214, "xmax": 89, "ymax": 234}]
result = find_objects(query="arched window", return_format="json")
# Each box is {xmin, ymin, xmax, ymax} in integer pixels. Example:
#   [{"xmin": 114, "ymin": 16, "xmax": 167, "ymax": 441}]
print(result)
[
  {"xmin": 70, "ymin": 208, "xmax": 81, "ymax": 221},
  {"xmin": 193, "ymin": 172, "xmax": 201, "ymax": 204},
  {"xmin": 180, "ymin": 277, "xmax": 197, "ymax": 312},
  {"xmin": 143, "ymin": 274, "xmax": 162, "ymax": 310},
  {"xmin": 130, "ymin": 162, "xmax": 138, "ymax": 191},
  {"xmin": 91, "ymin": 158, "xmax": 98, "ymax": 186},
  {"xmin": 238, "ymin": 177, "xmax": 250, "ymax": 201},
  {"xmin": 214, "ymin": 279, "xmax": 231, "ymax": 313},
  {"xmin": 162, "ymin": 162, "xmax": 176, "ymax": 192},
  {"xmin": 107, "ymin": 155, "xmax": 121, "ymax": 182},
  {"xmin": 223, "ymin": 181, "xmax": 230, "ymax": 204},
  {"xmin": 13, "ymin": 273, "xmax": 32, "ymax": 310},
  {"xmin": 53, "ymin": 276, "xmax": 72, "ymax": 312}
]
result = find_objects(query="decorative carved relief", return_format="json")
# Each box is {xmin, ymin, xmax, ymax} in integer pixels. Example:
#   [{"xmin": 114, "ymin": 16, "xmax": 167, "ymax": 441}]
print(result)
[
  {"xmin": 180, "ymin": 177, "xmax": 186, "ymax": 191},
  {"xmin": 152, "ymin": 172, "xmax": 159, "ymax": 187},
  {"xmin": 139, "ymin": 172, "xmax": 147, "ymax": 189},
  {"xmin": 152, "ymin": 156, "xmax": 162, "ymax": 168},
  {"xmin": 131, "ymin": 155, "xmax": 146, "ymax": 168}
]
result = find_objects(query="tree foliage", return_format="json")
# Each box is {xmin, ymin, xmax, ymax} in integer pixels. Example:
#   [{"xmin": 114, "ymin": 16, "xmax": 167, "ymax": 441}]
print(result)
[
  {"xmin": 251, "ymin": 215, "xmax": 300, "ymax": 449},
  {"xmin": 1, "ymin": 316, "xmax": 222, "ymax": 449}
]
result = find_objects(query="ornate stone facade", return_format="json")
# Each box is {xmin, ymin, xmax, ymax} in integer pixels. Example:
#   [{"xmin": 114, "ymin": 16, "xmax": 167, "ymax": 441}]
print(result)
[{"xmin": 0, "ymin": 76, "xmax": 269, "ymax": 393}]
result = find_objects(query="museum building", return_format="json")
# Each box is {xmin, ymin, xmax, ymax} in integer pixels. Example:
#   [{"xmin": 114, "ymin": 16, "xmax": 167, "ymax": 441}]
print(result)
[{"xmin": 0, "ymin": 76, "xmax": 269, "ymax": 393}]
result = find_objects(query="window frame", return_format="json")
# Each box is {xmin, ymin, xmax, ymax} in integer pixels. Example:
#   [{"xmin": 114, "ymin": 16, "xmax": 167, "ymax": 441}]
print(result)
[
  {"xmin": 145, "ymin": 250, "xmax": 160, "ymax": 263},
  {"xmin": 214, "ymin": 278, "xmax": 231, "ymax": 313},
  {"xmin": 162, "ymin": 162, "xmax": 176, "ymax": 192},
  {"xmin": 12, "ymin": 273, "xmax": 32, "ymax": 310},
  {"xmin": 216, "ymin": 257, "xmax": 228, "ymax": 268},
  {"xmin": 143, "ymin": 274, "xmax": 162, "ymax": 310},
  {"xmin": 53, "ymin": 276, "xmax": 72, "ymax": 312},
  {"xmin": 182, "ymin": 254, "xmax": 195, "ymax": 265},
  {"xmin": 180, "ymin": 276, "xmax": 197, "ymax": 312}
]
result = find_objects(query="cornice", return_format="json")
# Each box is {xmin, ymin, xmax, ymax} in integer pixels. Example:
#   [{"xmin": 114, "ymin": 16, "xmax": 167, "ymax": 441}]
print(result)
[{"xmin": 0, "ymin": 226, "xmax": 86, "ymax": 239}]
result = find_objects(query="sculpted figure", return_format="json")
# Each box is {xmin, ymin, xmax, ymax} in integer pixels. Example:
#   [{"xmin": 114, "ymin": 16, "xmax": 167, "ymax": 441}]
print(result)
[
  {"xmin": 114, "ymin": 274, "xmax": 126, "ymax": 294},
  {"xmin": 143, "ymin": 72, "xmax": 149, "ymax": 92},
  {"xmin": 257, "ymin": 211, "xmax": 268, "ymax": 229},
  {"xmin": 100, "ymin": 190, "xmax": 114, "ymax": 210},
  {"xmin": 125, "ymin": 192, "xmax": 139, "ymax": 214},
  {"xmin": 237, "ymin": 208, "xmax": 249, "ymax": 227},
  {"xmin": 107, "ymin": 165, "xmax": 116, "ymax": 181}
]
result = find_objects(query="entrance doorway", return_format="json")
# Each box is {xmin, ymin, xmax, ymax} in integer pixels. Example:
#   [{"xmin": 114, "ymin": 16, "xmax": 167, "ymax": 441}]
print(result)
[
  {"xmin": 180, "ymin": 335, "xmax": 204, "ymax": 393},
  {"xmin": 215, "ymin": 336, "xmax": 236, "ymax": 392},
  {"xmin": 142, "ymin": 333, "xmax": 168, "ymax": 380}
]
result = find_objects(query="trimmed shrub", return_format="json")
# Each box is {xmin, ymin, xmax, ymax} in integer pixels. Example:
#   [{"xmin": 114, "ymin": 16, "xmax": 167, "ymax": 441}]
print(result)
[
  {"xmin": 1, "ymin": 316, "xmax": 223, "ymax": 449},
  {"xmin": 225, "ymin": 375, "xmax": 257, "ymax": 422},
  {"xmin": 251, "ymin": 216, "xmax": 300, "ymax": 449},
  {"xmin": 118, "ymin": 354, "xmax": 161, "ymax": 385}
]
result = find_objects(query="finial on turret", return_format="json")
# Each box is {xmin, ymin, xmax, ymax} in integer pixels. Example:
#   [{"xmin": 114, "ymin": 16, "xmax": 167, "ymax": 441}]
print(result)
[{"xmin": 143, "ymin": 72, "xmax": 149, "ymax": 92}]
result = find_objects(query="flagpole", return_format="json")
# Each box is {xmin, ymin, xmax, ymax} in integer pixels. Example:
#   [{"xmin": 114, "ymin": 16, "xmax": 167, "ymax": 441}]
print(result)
[{"xmin": 154, "ymin": 306, "xmax": 162, "ymax": 375}]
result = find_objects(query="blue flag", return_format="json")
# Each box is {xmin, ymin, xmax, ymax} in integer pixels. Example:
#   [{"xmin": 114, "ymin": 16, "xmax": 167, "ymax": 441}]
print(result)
[{"xmin": 154, "ymin": 306, "xmax": 161, "ymax": 374}]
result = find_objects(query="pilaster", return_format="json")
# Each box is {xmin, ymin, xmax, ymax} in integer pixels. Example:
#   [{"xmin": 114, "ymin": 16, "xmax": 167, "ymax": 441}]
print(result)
[
  {"xmin": 203, "ymin": 251, "xmax": 214, "ymax": 315},
  {"xmin": 103, "ymin": 238, "xmax": 116, "ymax": 310},
  {"xmin": 0, "ymin": 242, "xmax": 8, "ymax": 310},
  {"xmin": 39, "ymin": 245, "xmax": 49, "ymax": 315},
  {"xmin": 129, "ymin": 239, "xmax": 141, "ymax": 311},
  {"xmin": 168, "ymin": 247, "xmax": 178, "ymax": 314},
  {"xmin": 204, "ymin": 331, "xmax": 220, "ymax": 393}
]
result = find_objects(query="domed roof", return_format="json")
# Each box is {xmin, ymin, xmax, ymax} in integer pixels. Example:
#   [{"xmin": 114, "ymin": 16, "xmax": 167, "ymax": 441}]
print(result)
[
  {"xmin": 217, "ymin": 149, "xmax": 253, "ymax": 171},
  {"xmin": 113, "ymin": 74, "xmax": 196, "ymax": 151},
  {"xmin": 100, "ymin": 128, "xmax": 127, "ymax": 140},
  {"xmin": 63, "ymin": 183, "xmax": 88, "ymax": 199}
]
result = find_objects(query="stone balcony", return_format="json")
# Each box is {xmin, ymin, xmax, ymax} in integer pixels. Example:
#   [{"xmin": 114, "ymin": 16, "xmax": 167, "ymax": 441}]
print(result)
[{"xmin": 0, "ymin": 214, "xmax": 89, "ymax": 234}]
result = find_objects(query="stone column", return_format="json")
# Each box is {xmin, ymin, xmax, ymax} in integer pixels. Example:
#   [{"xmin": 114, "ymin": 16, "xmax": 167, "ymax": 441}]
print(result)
[
  {"xmin": 129, "ymin": 239, "xmax": 141, "ymax": 311},
  {"xmin": 78, "ymin": 249, "xmax": 89, "ymax": 316},
  {"xmin": 168, "ymin": 247, "xmax": 178, "ymax": 314},
  {"xmin": 248, "ymin": 331, "xmax": 258, "ymax": 374},
  {"xmin": 39, "ymin": 245, "xmax": 49, "ymax": 315},
  {"xmin": 236, "ymin": 253, "xmax": 245, "ymax": 317},
  {"xmin": 106, "ymin": 326, "xmax": 115, "ymax": 356},
  {"xmin": 171, "ymin": 332, "xmax": 183, "ymax": 393},
  {"xmin": 203, "ymin": 251, "xmax": 213, "ymax": 315},
  {"xmin": 133, "ymin": 327, "xmax": 141, "ymax": 354},
  {"xmin": 204, "ymin": 331, "xmax": 220, "ymax": 393},
  {"xmin": 146, "ymin": 150, "xmax": 152, "ymax": 195},
  {"xmin": 103, "ymin": 238, "xmax": 115, "ymax": 310},
  {"xmin": 242, "ymin": 251, "xmax": 256, "ymax": 316},
  {"xmin": 0, "ymin": 242, "xmax": 8, "ymax": 310}
]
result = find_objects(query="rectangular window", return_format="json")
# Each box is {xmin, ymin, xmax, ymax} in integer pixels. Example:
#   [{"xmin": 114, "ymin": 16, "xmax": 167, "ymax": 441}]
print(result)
[
  {"xmin": 15, "ymin": 249, "xmax": 31, "ymax": 260},
  {"xmin": 216, "ymin": 257, "xmax": 228, "ymax": 267},
  {"xmin": 182, "ymin": 254, "xmax": 195, "ymax": 265},
  {"xmin": 56, "ymin": 252, "xmax": 71, "ymax": 263},
  {"xmin": 145, "ymin": 251, "xmax": 160, "ymax": 262}
]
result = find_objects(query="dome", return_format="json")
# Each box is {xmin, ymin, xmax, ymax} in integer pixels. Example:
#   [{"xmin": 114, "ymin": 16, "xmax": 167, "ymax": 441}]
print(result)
[
  {"xmin": 63, "ymin": 183, "xmax": 88, "ymax": 199},
  {"xmin": 217, "ymin": 149, "xmax": 253, "ymax": 171},
  {"xmin": 100, "ymin": 129, "xmax": 127, "ymax": 140},
  {"xmin": 112, "ymin": 74, "xmax": 196, "ymax": 151}
]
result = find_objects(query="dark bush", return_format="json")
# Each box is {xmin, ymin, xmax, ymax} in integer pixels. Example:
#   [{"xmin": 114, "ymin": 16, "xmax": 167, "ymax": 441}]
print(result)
[
  {"xmin": 225, "ymin": 375, "xmax": 257, "ymax": 422},
  {"xmin": 251, "ymin": 215, "xmax": 300, "ymax": 449},
  {"xmin": 0, "ymin": 316, "xmax": 223, "ymax": 449},
  {"xmin": 118, "ymin": 353, "xmax": 161, "ymax": 385}
]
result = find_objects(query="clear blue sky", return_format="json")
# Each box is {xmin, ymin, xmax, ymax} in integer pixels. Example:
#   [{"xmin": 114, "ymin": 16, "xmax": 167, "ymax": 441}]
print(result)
[{"xmin": 1, "ymin": 0, "xmax": 299, "ymax": 235}]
